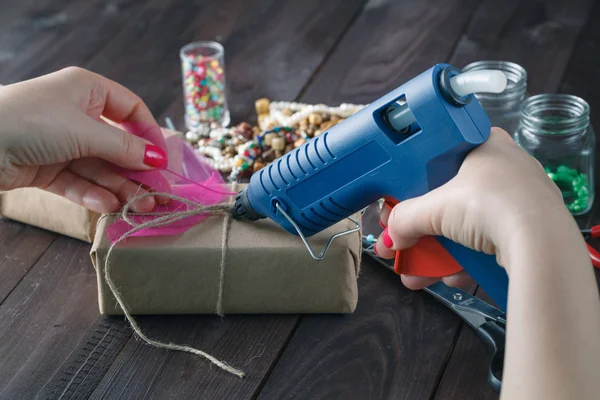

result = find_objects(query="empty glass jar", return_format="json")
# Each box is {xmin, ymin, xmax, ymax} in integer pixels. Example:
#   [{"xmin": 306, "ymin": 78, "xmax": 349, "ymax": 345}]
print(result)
[
  {"xmin": 462, "ymin": 61, "xmax": 528, "ymax": 135},
  {"xmin": 515, "ymin": 94, "xmax": 595, "ymax": 215}
]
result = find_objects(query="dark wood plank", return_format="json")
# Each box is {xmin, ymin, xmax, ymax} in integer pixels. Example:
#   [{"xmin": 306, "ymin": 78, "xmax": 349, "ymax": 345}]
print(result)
[
  {"xmin": 432, "ymin": 1, "xmax": 596, "ymax": 398},
  {"xmin": 449, "ymin": 0, "xmax": 595, "ymax": 94},
  {"xmin": 158, "ymin": 0, "xmax": 368, "ymax": 126},
  {"xmin": 0, "ymin": 221, "xmax": 56, "ymax": 304},
  {"xmin": 295, "ymin": 0, "xmax": 479, "ymax": 106},
  {"xmin": 434, "ymin": 288, "xmax": 498, "ymax": 400},
  {"xmin": 258, "ymin": 258, "xmax": 464, "ymax": 400},
  {"xmin": 0, "ymin": 237, "xmax": 98, "ymax": 400},
  {"xmin": 79, "ymin": 0, "xmax": 264, "ymax": 121},
  {"xmin": 0, "ymin": 0, "xmax": 104, "ymax": 83},
  {"xmin": 37, "ymin": 318, "xmax": 132, "ymax": 400},
  {"xmin": 89, "ymin": 315, "xmax": 298, "ymax": 400},
  {"xmin": 1, "ymin": 0, "xmax": 161, "ymax": 84},
  {"xmin": 257, "ymin": 0, "xmax": 485, "ymax": 398}
]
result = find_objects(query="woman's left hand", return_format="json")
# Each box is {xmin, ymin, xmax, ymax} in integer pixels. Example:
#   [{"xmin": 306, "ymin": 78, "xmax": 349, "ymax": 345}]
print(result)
[{"xmin": 0, "ymin": 67, "xmax": 168, "ymax": 213}]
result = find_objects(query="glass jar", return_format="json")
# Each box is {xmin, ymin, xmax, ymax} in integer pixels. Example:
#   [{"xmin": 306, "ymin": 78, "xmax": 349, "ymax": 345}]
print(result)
[
  {"xmin": 515, "ymin": 94, "xmax": 595, "ymax": 215},
  {"xmin": 462, "ymin": 61, "xmax": 528, "ymax": 136},
  {"xmin": 180, "ymin": 41, "xmax": 230, "ymax": 131}
]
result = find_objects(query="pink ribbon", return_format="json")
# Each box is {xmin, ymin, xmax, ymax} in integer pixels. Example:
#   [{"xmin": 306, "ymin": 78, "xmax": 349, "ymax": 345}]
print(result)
[{"xmin": 105, "ymin": 122, "xmax": 235, "ymax": 242}]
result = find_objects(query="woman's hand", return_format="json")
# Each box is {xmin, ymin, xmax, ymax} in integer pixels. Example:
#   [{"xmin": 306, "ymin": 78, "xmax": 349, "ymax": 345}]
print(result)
[
  {"xmin": 374, "ymin": 127, "xmax": 569, "ymax": 288},
  {"xmin": 0, "ymin": 67, "xmax": 167, "ymax": 213}
]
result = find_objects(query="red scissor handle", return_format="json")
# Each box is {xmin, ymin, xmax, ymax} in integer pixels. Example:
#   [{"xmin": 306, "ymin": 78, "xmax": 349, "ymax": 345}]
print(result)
[
  {"xmin": 587, "ymin": 243, "xmax": 600, "ymax": 269},
  {"xmin": 384, "ymin": 197, "xmax": 463, "ymax": 277}
]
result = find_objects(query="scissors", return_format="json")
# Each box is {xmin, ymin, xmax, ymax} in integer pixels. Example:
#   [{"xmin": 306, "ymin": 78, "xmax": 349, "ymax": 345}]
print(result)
[
  {"xmin": 363, "ymin": 238, "xmax": 506, "ymax": 392},
  {"xmin": 581, "ymin": 225, "xmax": 600, "ymax": 268}
]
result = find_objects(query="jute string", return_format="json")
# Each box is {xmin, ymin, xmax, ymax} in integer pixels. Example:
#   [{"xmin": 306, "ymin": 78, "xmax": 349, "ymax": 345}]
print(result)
[{"xmin": 102, "ymin": 182, "xmax": 245, "ymax": 378}]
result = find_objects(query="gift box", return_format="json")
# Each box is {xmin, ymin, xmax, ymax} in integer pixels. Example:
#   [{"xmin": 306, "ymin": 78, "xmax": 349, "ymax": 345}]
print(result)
[
  {"xmin": 0, "ymin": 188, "xmax": 98, "ymax": 242},
  {"xmin": 90, "ymin": 198, "xmax": 362, "ymax": 315}
]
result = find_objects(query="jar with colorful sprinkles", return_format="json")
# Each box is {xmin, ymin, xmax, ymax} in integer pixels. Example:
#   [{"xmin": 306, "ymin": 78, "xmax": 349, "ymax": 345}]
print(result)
[{"xmin": 180, "ymin": 41, "xmax": 230, "ymax": 131}]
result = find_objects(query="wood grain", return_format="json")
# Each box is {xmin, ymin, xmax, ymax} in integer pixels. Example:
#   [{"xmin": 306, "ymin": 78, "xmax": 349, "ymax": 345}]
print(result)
[
  {"xmin": 258, "ymin": 258, "xmax": 464, "ymax": 400},
  {"xmin": 449, "ymin": 0, "xmax": 595, "ymax": 94},
  {"xmin": 89, "ymin": 315, "xmax": 298, "ymax": 400},
  {"xmin": 296, "ymin": 0, "xmax": 480, "ymax": 105},
  {"xmin": 434, "ymin": 288, "xmax": 498, "ymax": 400},
  {"xmin": 158, "ymin": 0, "xmax": 367, "ymax": 126},
  {"xmin": 0, "ymin": 221, "xmax": 56, "ymax": 305},
  {"xmin": 258, "ymin": 0, "xmax": 484, "ymax": 398},
  {"xmin": 0, "ymin": 237, "xmax": 99, "ymax": 400},
  {"xmin": 80, "ymin": 0, "xmax": 263, "ymax": 122},
  {"xmin": 0, "ymin": 0, "xmax": 104, "ymax": 83}
]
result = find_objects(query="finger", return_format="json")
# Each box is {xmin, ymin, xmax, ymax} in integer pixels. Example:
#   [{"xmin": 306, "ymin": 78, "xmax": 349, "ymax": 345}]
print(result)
[
  {"xmin": 380, "ymin": 201, "xmax": 391, "ymax": 228},
  {"xmin": 83, "ymin": 70, "xmax": 166, "ymax": 149},
  {"xmin": 385, "ymin": 188, "xmax": 449, "ymax": 250},
  {"xmin": 57, "ymin": 67, "xmax": 157, "ymax": 125},
  {"xmin": 441, "ymin": 271, "xmax": 475, "ymax": 288},
  {"xmin": 43, "ymin": 169, "xmax": 120, "ymax": 213},
  {"xmin": 68, "ymin": 158, "xmax": 156, "ymax": 212},
  {"xmin": 373, "ymin": 236, "xmax": 396, "ymax": 259},
  {"xmin": 72, "ymin": 112, "xmax": 167, "ymax": 171},
  {"xmin": 401, "ymin": 275, "xmax": 440, "ymax": 290}
]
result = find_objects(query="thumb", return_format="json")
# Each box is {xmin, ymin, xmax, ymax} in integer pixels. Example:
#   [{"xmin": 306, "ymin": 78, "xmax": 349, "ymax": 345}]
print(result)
[
  {"xmin": 78, "ymin": 116, "xmax": 167, "ymax": 170},
  {"xmin": 384, "ymin": 187, "xmax": 450, "ymax": 251}
]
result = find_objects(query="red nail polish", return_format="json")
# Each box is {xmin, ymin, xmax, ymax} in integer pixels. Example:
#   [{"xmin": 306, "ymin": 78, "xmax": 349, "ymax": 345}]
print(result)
[
  {"xmin": 144, "ymin": 145, "xmax": 167, "ymax": 169},
  {"xmin": 383, "ymin": 228, "xmax": 393, "ymax": 248},
  {"xmin": 379, "ymin": 220, "xmax": 386, "ymax": 229},
  {"xmin": 373, "ymin": 245, "xmax": 380, "ymax": 257}
]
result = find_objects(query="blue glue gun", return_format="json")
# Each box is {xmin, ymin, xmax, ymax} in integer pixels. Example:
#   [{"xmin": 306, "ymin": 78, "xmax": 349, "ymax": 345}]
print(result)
[{"xmin": 230, "ymin": 63, "xmax": 510, "ymax": 311}]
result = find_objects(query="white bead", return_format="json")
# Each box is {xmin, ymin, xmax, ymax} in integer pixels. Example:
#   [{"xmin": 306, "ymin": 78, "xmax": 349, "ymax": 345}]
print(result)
[{"xmin": 186, "ymin": 131, "xmax": 200, "ymax": 141}]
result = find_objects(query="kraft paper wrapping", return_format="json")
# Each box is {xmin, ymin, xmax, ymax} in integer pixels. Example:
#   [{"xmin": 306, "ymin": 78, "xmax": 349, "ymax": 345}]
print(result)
[
  {"xmin": 0, "ymin": 188, "xmax": 99, "ymax": 243},
  {"xmin": 90, "ymin": 210, "xmax": 362, "ymax": 315}
]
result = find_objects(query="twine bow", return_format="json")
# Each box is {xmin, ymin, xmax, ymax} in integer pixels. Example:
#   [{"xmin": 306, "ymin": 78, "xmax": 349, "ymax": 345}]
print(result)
[{"xmin": 103, "ymin": 182, "xmax": 245, "ymax": 378}]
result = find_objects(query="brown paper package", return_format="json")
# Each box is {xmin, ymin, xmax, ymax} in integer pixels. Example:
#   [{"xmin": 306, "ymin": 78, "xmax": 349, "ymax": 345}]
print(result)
[
  {"xmin": 90, "ymin": 205, "xmax": 362, "ymax": 315},
  {"xmin": 0, "ymin": 188, "xmax": 99, "ymax": 243}
]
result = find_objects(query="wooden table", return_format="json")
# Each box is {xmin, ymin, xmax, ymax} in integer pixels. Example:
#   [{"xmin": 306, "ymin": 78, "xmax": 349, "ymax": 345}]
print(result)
[{"xmin": 1, "ymin": 0, "xmax": 599, "ymax": 398}]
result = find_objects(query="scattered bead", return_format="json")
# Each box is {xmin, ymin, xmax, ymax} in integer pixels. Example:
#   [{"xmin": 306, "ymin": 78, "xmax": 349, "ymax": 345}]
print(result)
[
  {"xmin": 264, "ymin": 133, "xmax": 275, "ymax": 146},
  {"xmin": 253, "ymin": 160, "xmax": 265, "ymax": 173},
  {"xmin": 271, "ymin": 137, "xmax": 286, "ymax": 151},
  {"xmin": 255, "ymin": 98, "xmax": 270, "ymax": 115},
  {"xmin": 294, "ymin": 137, "xmax": 306, "ymax": 148},
  {"xmin": 308, "ymin": 112, "xmax": 323, "ymax": 125}
]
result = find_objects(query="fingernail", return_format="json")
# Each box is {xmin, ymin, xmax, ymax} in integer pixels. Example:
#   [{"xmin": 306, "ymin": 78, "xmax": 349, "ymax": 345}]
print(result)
[
  {"xmin": 144, "ymin": 145, "xmax": 167, "ymax": 169},
  {"xmin": 383, "ymin": 228, "xmax": 393, "ymax": 248},
  {"xmin": 379, "ymin": 220, "xmax": 386, "ymax": 229},
  {"xmin": 373, "ymin": 245, "xmax": 380, "ymax": 257}
]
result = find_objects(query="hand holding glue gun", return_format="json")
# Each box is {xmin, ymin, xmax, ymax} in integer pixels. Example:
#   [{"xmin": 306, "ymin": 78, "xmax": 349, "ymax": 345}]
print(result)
[{"xmin": 231, "ymin": 64, "xmax": 513, "ymax": 309}]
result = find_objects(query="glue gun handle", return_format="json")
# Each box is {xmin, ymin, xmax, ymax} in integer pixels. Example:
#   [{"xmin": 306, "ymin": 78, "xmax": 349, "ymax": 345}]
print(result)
[{"xmin": 436, "ymin": 237, "xmax": 509, "ymax": 311}]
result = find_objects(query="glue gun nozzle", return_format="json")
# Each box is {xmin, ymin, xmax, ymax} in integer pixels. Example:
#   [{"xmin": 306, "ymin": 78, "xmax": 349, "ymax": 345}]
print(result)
[{"xmin": 230, "ymin": 187, "xmax": 265, "ymax": 221}]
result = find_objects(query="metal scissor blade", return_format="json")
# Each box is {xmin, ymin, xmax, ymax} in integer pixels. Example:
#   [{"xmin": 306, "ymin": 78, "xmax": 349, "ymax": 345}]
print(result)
[
  {"xmin": 363, "ymin": 249, "xmax": 507, "ymax": 329},
  {"xmin": 423, "ymin": 282, "xmax": 506, "ymax": 330}
]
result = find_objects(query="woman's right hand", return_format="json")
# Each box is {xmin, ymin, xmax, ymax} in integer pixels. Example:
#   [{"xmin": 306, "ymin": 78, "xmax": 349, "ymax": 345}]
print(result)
[{"xmin": 374, "ymin": 127, "xmax": 576, "ymax": 289}]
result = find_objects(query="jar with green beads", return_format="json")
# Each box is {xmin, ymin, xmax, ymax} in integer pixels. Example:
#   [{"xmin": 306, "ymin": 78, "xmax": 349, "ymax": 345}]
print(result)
[{"xmin": 515, "ymin": 94, "xmax": 595, "ymax": 215}]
